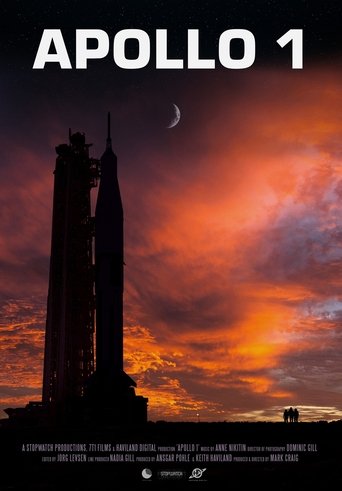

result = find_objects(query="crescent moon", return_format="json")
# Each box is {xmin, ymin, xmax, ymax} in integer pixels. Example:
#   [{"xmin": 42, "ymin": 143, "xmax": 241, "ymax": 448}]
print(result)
[
  {"xmin": 167, "ymin": 103, "xmax": 181, "ymax": 128},
  {"xmin": 142, "ymin": 469, "xmax": 152, "ymax": 479}
]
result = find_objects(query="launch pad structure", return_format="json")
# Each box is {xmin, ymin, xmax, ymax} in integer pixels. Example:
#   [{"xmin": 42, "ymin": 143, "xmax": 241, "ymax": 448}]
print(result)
[
  {"xmin": 5, "ymin": 115, "xmax": 148, "ymax": 426},
  {"xmin": 42, "ymin": 131, "xmax": 97, "ymax": 409}
]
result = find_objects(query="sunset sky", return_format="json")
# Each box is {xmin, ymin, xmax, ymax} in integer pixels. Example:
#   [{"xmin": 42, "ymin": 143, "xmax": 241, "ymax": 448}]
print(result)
[{"xmin": 1, "ymin": 1, "xmax": 342, "ymax": 422}]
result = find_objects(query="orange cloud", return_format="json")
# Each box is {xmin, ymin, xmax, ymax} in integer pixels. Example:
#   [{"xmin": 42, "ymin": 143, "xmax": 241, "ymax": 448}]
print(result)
[{"xmin": 2, "ymin": 67, "xmax": 342, "ymax": 421}]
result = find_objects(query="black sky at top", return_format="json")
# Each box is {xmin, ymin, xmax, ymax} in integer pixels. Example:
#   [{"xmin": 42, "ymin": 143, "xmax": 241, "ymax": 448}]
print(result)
[
  {"xmin": 0, "ymin": 0, "xmax": 341, "ymax": 176},
  {"xmin": 1, "ymin": 0, "xmax": 342, "ymax": 71}
]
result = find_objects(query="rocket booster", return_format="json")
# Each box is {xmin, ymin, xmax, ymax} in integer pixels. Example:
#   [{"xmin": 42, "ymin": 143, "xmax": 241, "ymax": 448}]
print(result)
[{"xmin": 95, "ymin": 113, "xmax": 135, "ymax": 389}]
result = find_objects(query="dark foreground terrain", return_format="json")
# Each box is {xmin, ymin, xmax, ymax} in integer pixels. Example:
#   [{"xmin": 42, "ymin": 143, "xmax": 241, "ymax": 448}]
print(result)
[{"xmin": 0, "ymin": 420, "xmax": 341, "ymax": 490}]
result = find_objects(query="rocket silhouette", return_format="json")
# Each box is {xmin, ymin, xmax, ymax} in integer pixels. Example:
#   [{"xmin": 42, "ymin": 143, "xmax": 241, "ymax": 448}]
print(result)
[{"xmin": 94, "ymin": 113, "xmax": 136, "ymax": 394}]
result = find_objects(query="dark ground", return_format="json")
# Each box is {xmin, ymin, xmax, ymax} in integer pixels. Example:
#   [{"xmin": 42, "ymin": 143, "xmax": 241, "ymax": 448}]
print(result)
[{"xmin": 0, "ymin": 420, "xmax": 341, "ymax": 490}]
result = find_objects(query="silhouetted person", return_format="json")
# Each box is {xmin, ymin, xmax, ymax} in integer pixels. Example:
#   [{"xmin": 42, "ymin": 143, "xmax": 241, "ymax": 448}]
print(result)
[
  {"xmin": 288, "ymin": 407, "xmax": 294, "ymax": 423},
  {"xmin": 294, "ymin": 408, "xmax": 299, "ymax": 422},
  {"xmin": 283, "ymin": 409, "xmax": 289, "ymax": 423}
]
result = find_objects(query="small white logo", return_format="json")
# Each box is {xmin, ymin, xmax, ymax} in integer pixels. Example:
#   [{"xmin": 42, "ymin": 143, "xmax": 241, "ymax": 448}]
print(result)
[
  {"xmin": 142, "ymin": 468, "xmax": 152, "ymax": 479},
  {"xmin": 189, "ymin": 468, "xmax": 206, "ymax": 479}
]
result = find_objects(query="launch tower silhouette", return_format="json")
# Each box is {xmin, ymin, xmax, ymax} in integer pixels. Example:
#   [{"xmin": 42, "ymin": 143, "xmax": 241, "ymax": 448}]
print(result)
[
  {"xmin": 31, "ymin": 115, "xmax": 147, "ymax": 424},
  {"xmin": 42, "ymin": 131, "xmax": 96, "ymax": 409}
]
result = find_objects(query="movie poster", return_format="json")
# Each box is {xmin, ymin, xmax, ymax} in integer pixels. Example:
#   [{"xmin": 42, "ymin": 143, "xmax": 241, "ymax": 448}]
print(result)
[{"xmin": 1, "ymin": 1, "xmax": 342, "ymax": 489}]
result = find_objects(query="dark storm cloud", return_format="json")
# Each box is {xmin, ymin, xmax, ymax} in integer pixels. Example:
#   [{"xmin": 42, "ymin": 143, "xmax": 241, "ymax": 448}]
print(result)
[
  {"xmin": 0, "ymin": 257, "xmax": 49, "ymax": 299},
  {"xmin": 0, "ymin": 386, "xmax": 40, "ymax": 397},
  {"xmin": 128, "ymin": 268, "xmax": 242, "ymax": 333}
]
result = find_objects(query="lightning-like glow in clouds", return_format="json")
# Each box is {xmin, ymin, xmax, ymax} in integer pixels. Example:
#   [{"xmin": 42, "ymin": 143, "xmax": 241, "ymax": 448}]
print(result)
[{"xmin": 2, "ymin": 68, "xmax": 342, "ymax": 421}]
